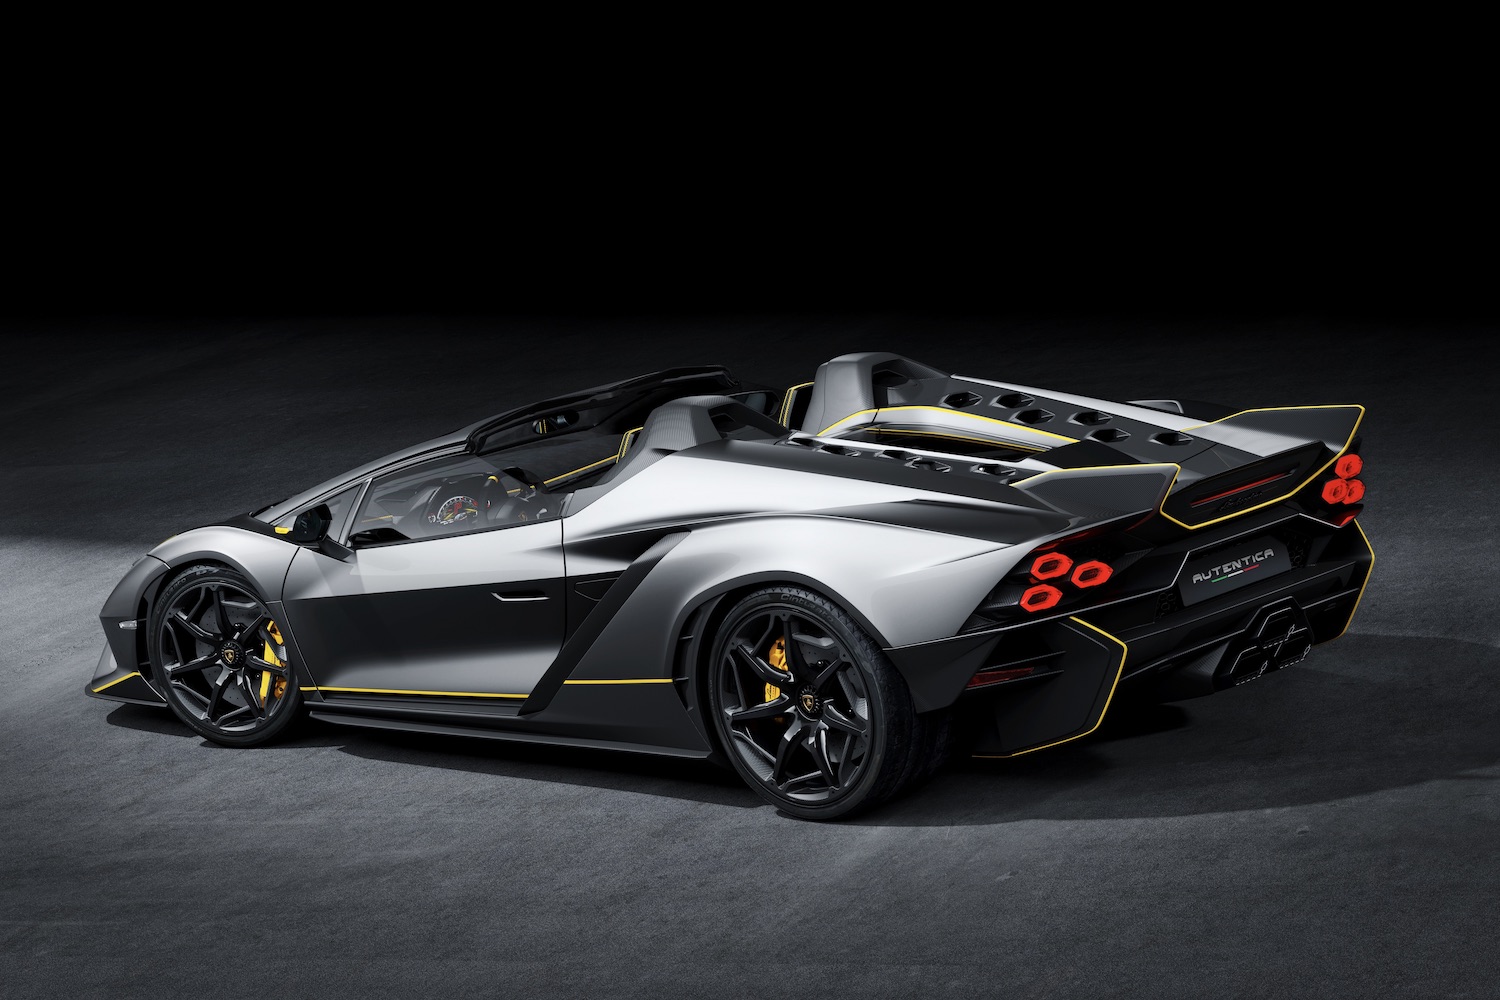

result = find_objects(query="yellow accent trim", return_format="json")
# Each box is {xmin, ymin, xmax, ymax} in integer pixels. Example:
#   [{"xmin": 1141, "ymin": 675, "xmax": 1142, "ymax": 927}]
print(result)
[
  {"xmin": 616, "ymin": 427, "xmax": 644, "ymax": 462},
  {"xmin": 303, "ymin": 686, "xmax": 528, "ymax": 699},
  {"xmin": 561, "ymin": 678, "xmax": 675, "ymax": 686},
  {"xmin": 973, "ymin": 617, "xmax": 1127, "ymax": 759},
  {"xmin": 544, "ymin": 456, "xmax": 615, "ymax": 486},
  {"xmin": 259, "ymin": 670, "xmax": 272, "ymax": 701},
  {"xmin": 818, "ymin": 406, "xmax": 1080, "ymax": 444},
  {"xmin": 91, "ymin": 671, "xmax": 142, "ymax": 694},
  {"xmin": 1335, "ymin": 519, "xmax": 1375, "ymax": 639},
  {"xmin": 273, "ymin": 526, "xmax": 291, "ymax": 534},
  {"xmin": 778, "ymin": 381, "xmax": 814, "ymax": 426}
]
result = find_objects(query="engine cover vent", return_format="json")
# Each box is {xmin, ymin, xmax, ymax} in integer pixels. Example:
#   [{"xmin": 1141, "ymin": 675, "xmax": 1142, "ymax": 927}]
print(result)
[{"xmin": 1014, "ymin": 408, "xmax": 1055, "ymax": 425}]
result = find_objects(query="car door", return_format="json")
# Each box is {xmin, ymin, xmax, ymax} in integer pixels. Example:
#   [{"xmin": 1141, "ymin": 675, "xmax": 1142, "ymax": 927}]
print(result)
[{"xmin": 279, "ymin": 455, "xmax": 567, "ymax": 699}]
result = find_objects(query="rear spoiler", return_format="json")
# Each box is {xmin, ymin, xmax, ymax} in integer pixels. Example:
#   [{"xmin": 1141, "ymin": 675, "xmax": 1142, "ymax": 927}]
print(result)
[{"xmin": 1009, "ymin": 405, "xmax": 1364, "ymax": 530}]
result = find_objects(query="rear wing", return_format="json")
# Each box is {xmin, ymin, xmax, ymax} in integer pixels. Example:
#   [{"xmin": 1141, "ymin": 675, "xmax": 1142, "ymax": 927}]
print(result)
[{"xmin": 1008, "ymin": 405, "xmax": 1364, "ymax": 530}]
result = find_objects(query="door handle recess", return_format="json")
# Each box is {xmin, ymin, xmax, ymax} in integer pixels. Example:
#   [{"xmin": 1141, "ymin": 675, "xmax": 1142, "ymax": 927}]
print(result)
[{"xmin": 492, "ymin": 591, "xmax": 549, "ymax": 602}]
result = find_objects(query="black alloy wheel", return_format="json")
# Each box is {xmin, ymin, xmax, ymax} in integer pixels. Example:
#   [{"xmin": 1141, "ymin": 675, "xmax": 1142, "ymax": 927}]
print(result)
[
  {"xmin": 149, "ymin": 565, "xmax": 301, "ymax": 747},
  {"xmin": 708, "ymin": 586, "xmax": 932, "ymax": 820}
]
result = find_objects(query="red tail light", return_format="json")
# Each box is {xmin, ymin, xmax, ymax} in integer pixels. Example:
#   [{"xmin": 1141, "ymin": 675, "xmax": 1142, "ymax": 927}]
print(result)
[
  {"xmin": 1344, "ymin": 479, "xmax": 1365, "ymax": 503},
  {"xmin": 1321, "ymin": 479, "xmax": 1350, "ymax": 504},
  {"xmin": 1030, "ymin": 553, "xmax": 1073, "ymax": 580},
  {"xmin": 1020, "ymin": 585, "xmax": 1063, "ymax": 612},
  {"xmin": 1335, "ymin": 453, "xmax": 1363, "ymax": 479},
  {"xmin": 1071, "ymin": 560, "xmax": 1113, "ymax": 588}
]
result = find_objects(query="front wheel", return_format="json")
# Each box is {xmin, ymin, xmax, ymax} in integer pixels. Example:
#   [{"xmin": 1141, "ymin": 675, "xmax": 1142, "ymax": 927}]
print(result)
[
  {"xmin": 707, "ymin": 586, "xmax": 932, "ymax": 820},
  {"xmin": 149, "ymin": 564, "xmax": 302, "ymax": 747}
]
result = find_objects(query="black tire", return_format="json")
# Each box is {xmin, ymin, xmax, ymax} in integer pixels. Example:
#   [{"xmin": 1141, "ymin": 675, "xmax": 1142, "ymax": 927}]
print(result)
[
  {"xmin": 148, "ymin": 564, "xmax": 302, "ymax": 747},
  {"xmin": 707, "ymin": 586, "xmax": 930, "ymax": 820}
]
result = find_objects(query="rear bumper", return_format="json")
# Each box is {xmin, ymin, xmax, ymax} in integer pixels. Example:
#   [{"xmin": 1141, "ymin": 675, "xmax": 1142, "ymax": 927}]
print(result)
[
  {"xmin": 886, "ymin": 516, "xmax": 1374, "ymax": 755},
  {"xmin": 1089, "ymin": 519, "xmax": 1372, "ymax": 698}
]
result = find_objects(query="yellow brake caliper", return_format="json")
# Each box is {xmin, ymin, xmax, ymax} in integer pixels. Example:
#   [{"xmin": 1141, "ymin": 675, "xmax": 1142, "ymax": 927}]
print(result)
[
  {"xmin": 765, "ymin": 636, "xmax": 787, "ymax": 703},
  {"xmin": 260, "ymin": 621, "xmax": 287, "ymax": 701}
]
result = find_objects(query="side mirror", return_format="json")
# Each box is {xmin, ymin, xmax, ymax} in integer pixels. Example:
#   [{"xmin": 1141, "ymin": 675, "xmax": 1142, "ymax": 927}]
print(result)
[
  {"xmin": 288, "ymin": 503, "xmax": 332, "ymax": 543},
  {"xmin": 348, "ymin": 527, "xmax": 408, "ymax": 548}
]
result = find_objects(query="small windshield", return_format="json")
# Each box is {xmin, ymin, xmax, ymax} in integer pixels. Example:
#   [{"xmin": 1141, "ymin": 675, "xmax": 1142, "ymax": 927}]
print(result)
[{"xmin": 347, "ymin": 431, "xmax": 627, "ymax": 543}]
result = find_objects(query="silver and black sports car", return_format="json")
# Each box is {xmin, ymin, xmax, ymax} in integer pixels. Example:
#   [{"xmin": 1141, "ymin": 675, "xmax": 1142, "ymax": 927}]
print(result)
[{"xmin": 88, "ymin": 352, "xmax": 1374, "ymax": 819}]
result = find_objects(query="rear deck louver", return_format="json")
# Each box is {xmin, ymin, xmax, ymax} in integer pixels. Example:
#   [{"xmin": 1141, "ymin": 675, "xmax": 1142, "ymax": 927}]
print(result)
[
  {"xmin": 942, "ymin": 391, "xmax": 983, "ymax": 409},
  {"xmin": 1088, "ymin": 428, "xmax": 1130, "ymax": 442},
  {"xmin": 1151, "ymin": 431, "xmax": 1194, "ymax": 446},
  {"xmin": 995, "ymin": 393, "xmax": 1034, "ymax": 408},
  {"xmin": 1014, "ymin": 408, "xmax": 1055, "ymax": 425},
  {"xmin": 1070, "ymin": 410, "xmax": 1111, "ymax": 425}
]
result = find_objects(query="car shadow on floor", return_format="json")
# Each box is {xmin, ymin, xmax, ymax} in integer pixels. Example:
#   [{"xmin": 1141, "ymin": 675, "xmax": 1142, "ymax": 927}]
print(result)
[
  {"xmin": 105, "ymin": 702, "xmax": 753, "ymax": 808},
  {"xmin": 105, "ymin": 634, "xmax": 1500, "ymax": 821},
  {"xmin": 856, "ymin": 633, "xmax": 1500, "ymax": 826}
]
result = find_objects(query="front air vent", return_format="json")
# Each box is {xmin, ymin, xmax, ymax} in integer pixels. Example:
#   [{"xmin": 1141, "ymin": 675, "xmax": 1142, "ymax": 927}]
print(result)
[
  {"xmin": 1014, "ymin": 408, "xmax": 1055, "ymax": 425},
  {"xmin": 1088, "ymin": 428, "xmax": 1131, "ymax": 443},
  {"xmin": 1152, "ymin": 431, "xmax": 1194, "ymax": 446},
  {"xmin": 995, "ymin": 392, "xmax": 1034, "ymax": 408},
  {"xmin": 1070, "ymin": 410, "xmax": 1112, "ymax": 426},
  {"xmin": 943, "ymin": 391, "xmax": 983, "ymax": 409}
]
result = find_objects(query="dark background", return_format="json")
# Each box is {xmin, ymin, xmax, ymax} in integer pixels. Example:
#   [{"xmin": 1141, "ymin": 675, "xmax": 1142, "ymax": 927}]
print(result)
[{"xmin": 5, "ymin": 74, "xmax": 1499, "ymax": 997}]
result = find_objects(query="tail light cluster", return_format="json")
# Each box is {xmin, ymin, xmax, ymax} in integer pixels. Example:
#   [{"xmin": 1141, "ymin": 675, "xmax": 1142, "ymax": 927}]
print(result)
[
  {"xmin": 1320, "ymin": 453, "xmax": 1365, "ymax": 505},
  {"xmin": 961, "ymin": 521, "xmax": 1149, "ymax": 633},
  {"xmin": 1020, "ymin": 552, "xmax": 1115, "ymax": 613},
  {"xmin": 1314, "ymin": 451, "xmax": 1365, "ymax": 526}
]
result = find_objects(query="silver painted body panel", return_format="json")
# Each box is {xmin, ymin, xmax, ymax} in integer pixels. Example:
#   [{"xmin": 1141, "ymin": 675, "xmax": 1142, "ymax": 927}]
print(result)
[{"xmin": 149, "ymin": 527, "xmax": 300, "ymax": 601}]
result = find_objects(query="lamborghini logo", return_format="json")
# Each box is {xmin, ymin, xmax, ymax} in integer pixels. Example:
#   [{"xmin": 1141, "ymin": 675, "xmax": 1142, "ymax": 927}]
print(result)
[
  {"xmin": 223, "ymin": 648, "xmax": 238, "ymax": 664},
  {"xmin": 800, "ymin": 692, "xmax": 817, "ymax": 713}
]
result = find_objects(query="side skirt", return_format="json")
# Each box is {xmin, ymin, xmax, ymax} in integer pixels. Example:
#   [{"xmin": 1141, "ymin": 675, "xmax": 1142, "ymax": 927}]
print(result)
[{"xmin": 308, "ymin": 710, "xmax": 713, "ymax": 760}]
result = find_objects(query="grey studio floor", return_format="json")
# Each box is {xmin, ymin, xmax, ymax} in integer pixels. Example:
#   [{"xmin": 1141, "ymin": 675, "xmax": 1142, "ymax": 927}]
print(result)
[{"xmin": 3, "ymin": 316, "xmax": 1496, "ymax": 999}]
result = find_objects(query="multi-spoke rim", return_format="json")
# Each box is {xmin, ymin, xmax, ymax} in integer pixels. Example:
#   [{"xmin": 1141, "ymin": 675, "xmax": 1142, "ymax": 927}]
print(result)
[
  {"xmin": 157, "ymin": 580, "xmax": 294, "ymax": 733},
  {"xmin": 717, "ymin": 607, "xmax": 872, "ymax": 804}
]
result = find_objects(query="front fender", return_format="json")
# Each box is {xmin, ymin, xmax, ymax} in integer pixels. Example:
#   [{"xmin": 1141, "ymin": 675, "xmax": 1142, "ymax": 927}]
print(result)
[{"xmin": 146, "ymin": 525, "xmax": 301, "ymax": 602}]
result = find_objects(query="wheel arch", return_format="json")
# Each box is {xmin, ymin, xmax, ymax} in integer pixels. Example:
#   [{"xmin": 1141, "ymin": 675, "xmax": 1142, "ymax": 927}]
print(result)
[{"xmin": 671, "ymin": 574, "xmax": 892, "ymax": 759}]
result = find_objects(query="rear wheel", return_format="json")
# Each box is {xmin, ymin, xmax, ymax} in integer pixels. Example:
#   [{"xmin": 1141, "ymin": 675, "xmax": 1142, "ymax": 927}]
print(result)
[
  {"xmin": 707, "ymin": 586, "xmax": 931, "ymax": 820},
  {"xmin": 149, "ymin": 565, "xmax": 302, "ymax": 747}
]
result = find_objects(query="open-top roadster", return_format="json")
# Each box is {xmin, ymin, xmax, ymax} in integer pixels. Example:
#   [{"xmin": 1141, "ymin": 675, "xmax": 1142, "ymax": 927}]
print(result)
[{"xmin": 88, "ymin": 352, "xmax": 1373, "ymax": 818}]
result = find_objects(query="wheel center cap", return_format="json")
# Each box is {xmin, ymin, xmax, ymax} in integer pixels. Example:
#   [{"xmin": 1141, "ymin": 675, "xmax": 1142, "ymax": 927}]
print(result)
[
  {"xmin": 797, "ymin": 688, "xmax": 821, "ymax": 718},
  {"xmin": 220, "ymin": 641, "xmax": 244, "ymax": 667}
]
